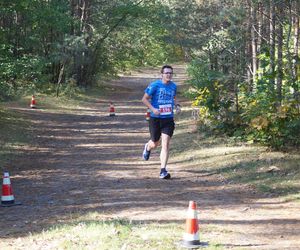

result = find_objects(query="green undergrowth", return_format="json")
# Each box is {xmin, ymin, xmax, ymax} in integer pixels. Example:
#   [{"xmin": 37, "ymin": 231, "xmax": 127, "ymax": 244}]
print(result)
[{"xmin": 172, "ymin": 113, "xmax": 300, "ymax": 200}]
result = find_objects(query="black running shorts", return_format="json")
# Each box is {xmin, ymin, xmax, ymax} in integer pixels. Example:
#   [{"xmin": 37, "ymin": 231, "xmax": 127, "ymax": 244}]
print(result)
[{"xmin": 149, "ymin": 117, "xmax": 175, "ymax": 142}]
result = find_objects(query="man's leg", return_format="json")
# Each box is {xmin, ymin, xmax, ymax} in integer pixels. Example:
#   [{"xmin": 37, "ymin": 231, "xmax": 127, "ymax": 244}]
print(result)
[
  {"xmin": 143, "ymin": 139, "xmax": 159, "ymax": 160},
  {"xmin": 143, "ymin": 117, "xmax": 160, "ymax": 161},
  {"xmin": 160, "ymin": 133, "xmax": 171, "ymax": 169},
  {"xmin": 147, "ymin": 140, "xmax": 160, "ymax": 151},
  {"xmin": 159, "ymin": 118, "xmax": 174, "ymax": 179}
]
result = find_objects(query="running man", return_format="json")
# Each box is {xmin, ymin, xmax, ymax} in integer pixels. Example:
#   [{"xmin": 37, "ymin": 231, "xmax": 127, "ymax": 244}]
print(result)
[{"xmin": 142, "ymin": 65, "xmax": 181, "ymax": 179}]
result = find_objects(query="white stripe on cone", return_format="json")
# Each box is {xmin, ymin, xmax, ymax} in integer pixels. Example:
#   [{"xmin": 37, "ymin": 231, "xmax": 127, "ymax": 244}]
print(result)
[
  {"xmin": 186, "ymin": 209, "xmax": 198, "ymax": 218},
  {"xmin": 3, "ymin": 178, "xmax": 11, "ymax": 185},
  {"xmin": 1, "ymin": 195, "xmax": 14, "ymax": 201},
  {"xmin": 183, "ymin": 231, "xmax": 200, "ymax": 241}
]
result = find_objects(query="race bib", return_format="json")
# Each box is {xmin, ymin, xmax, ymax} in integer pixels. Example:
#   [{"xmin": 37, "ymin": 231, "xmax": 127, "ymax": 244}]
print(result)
[{"xmin": 159, "ymin": 104, "xmax": 172, "ymax": 115}]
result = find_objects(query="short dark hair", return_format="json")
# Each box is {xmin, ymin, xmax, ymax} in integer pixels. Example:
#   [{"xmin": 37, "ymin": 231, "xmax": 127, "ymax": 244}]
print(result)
[{"xmin": 161, "ymin": 65, "xmax": 173, "ymax": 74}]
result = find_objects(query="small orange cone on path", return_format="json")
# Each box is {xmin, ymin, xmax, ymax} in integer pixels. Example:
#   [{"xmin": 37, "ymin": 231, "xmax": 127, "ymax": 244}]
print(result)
[
  {"xmin": 30, "ymin": 95, "xmax": 36, "ymax": 108},
  {"xmin": 1, "ymin": 172, "xmax": 22, "ymax": 207},
  {"xmin": 145, "ymin": 108, "xmax": 150, "ymax": 121},
  {"xmin": 109, "ymin": 102, "xmax": 116, "ymax": 116},
  {"xmin": 180, "ymin": 201, "xmax": 203, "ymax": 248}
]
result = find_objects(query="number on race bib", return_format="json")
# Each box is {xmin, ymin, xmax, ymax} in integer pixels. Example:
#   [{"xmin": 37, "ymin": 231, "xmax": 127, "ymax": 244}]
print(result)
[{"xmin": 159, "ymin": 104, "xmax": 172, "ymax": 115}]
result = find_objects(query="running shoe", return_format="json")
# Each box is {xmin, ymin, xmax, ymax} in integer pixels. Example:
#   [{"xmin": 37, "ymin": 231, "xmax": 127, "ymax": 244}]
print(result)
[
  {"xmin": 160, "ymin": 169, "xmax": 171, "ymax": 179},
  {"xmin": 142, "ymin": 143, "xmax": 151, "ymax": 160}
]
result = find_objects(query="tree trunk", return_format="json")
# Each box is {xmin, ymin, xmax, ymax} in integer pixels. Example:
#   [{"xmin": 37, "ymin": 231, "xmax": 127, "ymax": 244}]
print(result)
[
  {"xmin": 257, "ymin": 1, "xmax": 263, "ymax": 76},
  {"xmin": 56, "ymin": 64, "xmax": 65, "ymax": 97},
  {"xmin": 250, "ymin": 1, "xmax": 258, "ymax": 90},
  {"xmin": 276, "ymin": 4, "xmax": 283, "ymax": 105},
  {"xmin": 292, "ymin": 0, "xmax": 299, "ymax": 100},
  {"xmin": 246, "ymin": 0, "xmax": 253, "ymax": 89},
  {"xmin": 71, "ymin": 0, "xmax": 91, "ymax": 86},
  {"xmin": 285, "ymin": 0, "xmax": 299, "ymax": 96},
  {"xmin": 269, "ymin": 0, "xmax": 276, "ymax": 89}
]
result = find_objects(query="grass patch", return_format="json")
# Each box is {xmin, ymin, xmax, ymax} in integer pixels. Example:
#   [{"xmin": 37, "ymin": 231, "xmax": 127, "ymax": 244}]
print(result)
[
  {"xmin": 0, "ymin": 107, "xmax": 32, "ymax": 170},
  {"xmin": 0, "ymin": 85, "xmax": 109, "ymax": 170},
  {"xmin": 172, "ymin": 121, "xmax": 300, "ymax": 198},
  {"xmin": 9, "ymin": 83, "xmax": 110, "ymax": 112},
  {"xmin": 1, "ymin": 213, "xmax": 224, "ymax": 250}
]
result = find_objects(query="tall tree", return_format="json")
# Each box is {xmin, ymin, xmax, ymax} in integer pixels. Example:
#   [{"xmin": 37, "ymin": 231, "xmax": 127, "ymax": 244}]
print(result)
[
  {"xmin": 250, "ymin": 0, "xmax": 257, "ymax": 89},
  {"xmin": 276, "ymin": 1, "xmax": 284, "ymax": 105},
  {"xmin": 269, "ymin": 0, "xmax": 276, "ymax": 88},
  {"xmin": 292, "ymin": 0, "xmax": 299, "ymax": 102}
]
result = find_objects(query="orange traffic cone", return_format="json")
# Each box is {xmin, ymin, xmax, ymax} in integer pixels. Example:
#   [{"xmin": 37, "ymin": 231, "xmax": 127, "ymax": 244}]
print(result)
[
  {"xmin": 1, "ymin": 172, "xmax": 21, "ymax": 207},
  {"xmin": 145, "ymin": 108, "xmax": 150, "ymax": 121},
  {"xmin": 109, "ymin": 102, "xmax": 115, "ymax": 117},
  {"xmin": 180, "ymin": 201, "xmax": 202, "ymax": 248},
  {"xmin": 30, "ymin": 95, "xmax": 36, "ymax": 108}
]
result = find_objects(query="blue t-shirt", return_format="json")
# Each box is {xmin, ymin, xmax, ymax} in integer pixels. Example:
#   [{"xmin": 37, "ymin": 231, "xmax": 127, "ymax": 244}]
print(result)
[{"xmin": 145, "ymin": 79, "xmax": 177, "ymax": 118}]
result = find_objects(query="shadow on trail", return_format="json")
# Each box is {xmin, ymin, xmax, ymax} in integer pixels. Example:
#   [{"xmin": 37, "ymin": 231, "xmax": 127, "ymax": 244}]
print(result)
[{"xmin": 0, "ymin": 100, "xmax": 280, "ymax": 238}]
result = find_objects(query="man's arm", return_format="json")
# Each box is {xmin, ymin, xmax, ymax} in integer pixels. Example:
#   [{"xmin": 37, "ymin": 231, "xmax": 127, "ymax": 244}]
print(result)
[
  {"xmin": 142, "ymin": 93, "xmax": 160, "ymax": 115},
  {"xmin": 174, "ymin": 96, "xmax": 181, "ymax": 114}
]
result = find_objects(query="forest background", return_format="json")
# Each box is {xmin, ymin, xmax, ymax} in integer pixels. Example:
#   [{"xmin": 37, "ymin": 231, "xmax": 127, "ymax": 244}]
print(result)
[{"xmin": 0, "ymin": 0, "xmax": 299, "ymax": 148}]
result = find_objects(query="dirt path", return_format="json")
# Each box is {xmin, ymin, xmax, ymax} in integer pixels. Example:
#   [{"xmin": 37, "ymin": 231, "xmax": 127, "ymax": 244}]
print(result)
[{"xmin": 1, "ymin": 65, "xmax": 299, "ymax": 249}]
